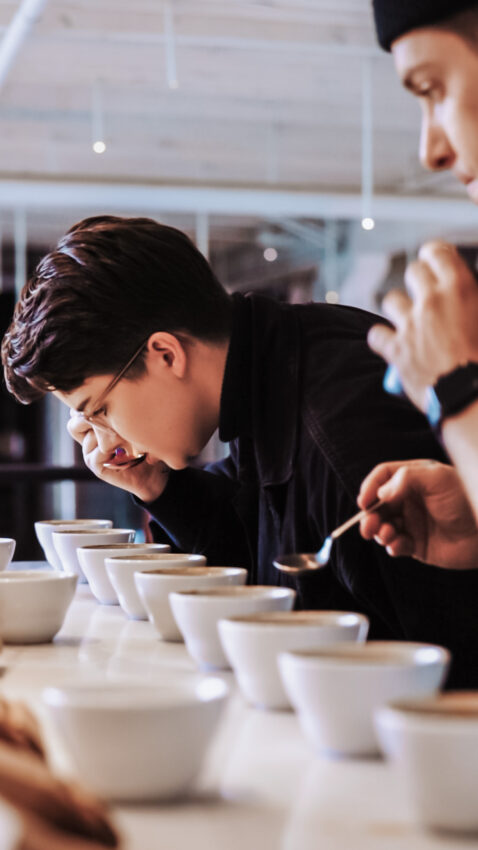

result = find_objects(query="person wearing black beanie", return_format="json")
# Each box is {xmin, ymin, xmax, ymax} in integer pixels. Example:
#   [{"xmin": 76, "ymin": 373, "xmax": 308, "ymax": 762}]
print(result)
[
  {"xmin": 372, "ymin": 0, "xmax": 478, "ymax": 52},
  {"xmin": 357, "ymin": 4, "xmax": 478, "ymax": 642}
]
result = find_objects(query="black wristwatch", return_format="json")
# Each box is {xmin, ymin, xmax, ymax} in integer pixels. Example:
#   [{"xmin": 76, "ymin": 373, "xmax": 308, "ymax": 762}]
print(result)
[{"xmin": 426, "ymin": 362, "xmax": 478, "ymax": 427}]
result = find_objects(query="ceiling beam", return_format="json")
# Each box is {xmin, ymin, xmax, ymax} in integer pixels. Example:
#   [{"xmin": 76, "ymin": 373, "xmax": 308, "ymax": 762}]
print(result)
[
  {"xmin": 8, "ymin": 27, "xmax": 383, "ymax": 59},
  {"xmin": 0, "ymin": 178, "xmax": 474, "ymax": 225}
]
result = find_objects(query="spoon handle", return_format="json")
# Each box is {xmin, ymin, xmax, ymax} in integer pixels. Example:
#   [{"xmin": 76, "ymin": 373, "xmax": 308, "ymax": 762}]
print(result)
[
  {"xmin": 330, "ymin": 499, "xmax": 383, "ymax": 541},
  {"xmin": 103, "ymin": 453, "xmax": 146, "ymax": 469}
]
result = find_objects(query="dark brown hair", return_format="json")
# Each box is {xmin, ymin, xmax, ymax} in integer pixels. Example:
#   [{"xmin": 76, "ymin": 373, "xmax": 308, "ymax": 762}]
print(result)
[
  {"xmin": 2, "ymin": 216, "xmax": 232, "ymax": 403},
  {"xmin": 435, "ymin": 5, "xmax": 478, "ymax": 48}
]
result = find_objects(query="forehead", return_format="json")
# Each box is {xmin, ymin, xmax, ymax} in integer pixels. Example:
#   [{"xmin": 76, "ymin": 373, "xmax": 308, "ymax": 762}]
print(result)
[{"xmin": 392, "ymin": 28, "xmax": 467, "ymax": 80}]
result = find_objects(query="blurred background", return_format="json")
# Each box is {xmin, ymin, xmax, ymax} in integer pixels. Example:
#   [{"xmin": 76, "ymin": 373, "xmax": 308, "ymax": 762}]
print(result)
[{"xmin": 1, "ymin": 0, "xmax": 478, "ymax": 557}]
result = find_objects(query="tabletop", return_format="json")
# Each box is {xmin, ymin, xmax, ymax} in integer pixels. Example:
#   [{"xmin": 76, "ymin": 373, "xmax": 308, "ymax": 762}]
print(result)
[{"xmin": 1, "ymin": 562, "xmax": 476, "ymax": 850}]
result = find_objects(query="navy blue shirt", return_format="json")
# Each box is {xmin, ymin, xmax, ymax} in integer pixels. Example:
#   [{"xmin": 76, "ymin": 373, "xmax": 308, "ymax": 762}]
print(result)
[{"xmin": 142, "ymin": 293, "xmax": 478, "ymax": 687}]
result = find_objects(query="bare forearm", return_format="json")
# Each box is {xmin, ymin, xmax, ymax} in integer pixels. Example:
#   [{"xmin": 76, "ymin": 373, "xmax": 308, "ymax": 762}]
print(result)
[{"xmin": 442, "ymin": 400, "xmax": 478, "ymax": 522}]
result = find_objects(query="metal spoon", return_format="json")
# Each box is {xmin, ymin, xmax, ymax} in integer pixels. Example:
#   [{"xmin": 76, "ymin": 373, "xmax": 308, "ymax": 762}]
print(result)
[
  {"xmin": 103, "ymin": 447, "xmax": 147, "ymax": 470},
  {"xmin": 273, "ymin": 499, "xmax": 383, "ymax": 575}
]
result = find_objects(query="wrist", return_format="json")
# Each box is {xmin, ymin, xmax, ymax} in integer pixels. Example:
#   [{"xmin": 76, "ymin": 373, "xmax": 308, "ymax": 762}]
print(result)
[{"xmin": 441, "ymin": 398, "xmax": 478, "ymax": 437}]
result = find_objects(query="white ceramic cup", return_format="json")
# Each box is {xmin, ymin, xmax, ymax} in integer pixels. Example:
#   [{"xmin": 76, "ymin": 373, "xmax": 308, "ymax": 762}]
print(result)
[
  {"xmin": 135, "ymin": 566, "xmax": 248, "ymax": 640},
  {"xmin": 77, "ymin": 543, "xmax": 170, "ymax": 605},
  {"xmin": 170, "ymin": 586, "xmax": 299, "ymax": 672},
  {"xmin": 0, "ymin": 539, "xmax": 15, "ymax": 571},
  {"xmin": 105, "ymin": 553, "xmax": 207, "ymax": 620},
  {"xmin": 375, "ymin": 692, "xmax": 478, "ymax": 834},
  {"xmin": 278, "ymin": 641, "xmax": 450, "ymax": 757},
  {"xmin": 35, "ymin": 519, "xmax": 113, "ymax": 570},
  {"xmin": 52, "ymin": 528, "xmax": 135, "ymax": 582},
  {"xmin": 0, "ymin": 570, "xmax": 78, "ymax": 643},
  {"xmin": 42, "ymin": 677, "xmax": 229, "ymax": 801},
  {"xmin": 219, "ymin": 608, "xmax": 368, "ymax": 710}
]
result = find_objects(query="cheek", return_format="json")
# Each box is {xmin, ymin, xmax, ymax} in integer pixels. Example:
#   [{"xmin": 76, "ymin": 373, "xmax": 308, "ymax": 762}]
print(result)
[
  {"xmin": 108, "ymin": 379, "xmax": 207, "ymax": 462},
  {"xmin": 446, "ymin": 87, "xmax": 478, "ymax": 164},
  {"xmin": 110, "ymin": 395, "xmax": 190, "ymax": 455},
  {"xmin": 108, "ymin": 393, "xmax": 160, "ymax": 447}
]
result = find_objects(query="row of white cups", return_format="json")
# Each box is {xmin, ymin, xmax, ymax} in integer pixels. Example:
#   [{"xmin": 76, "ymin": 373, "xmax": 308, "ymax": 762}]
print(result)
[{"xmin": 0, "ymin": 521, "xmax": 477, "ymax": 834}]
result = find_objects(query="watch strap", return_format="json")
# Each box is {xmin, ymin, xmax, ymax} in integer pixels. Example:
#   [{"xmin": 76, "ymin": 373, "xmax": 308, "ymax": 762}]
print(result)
[{"xmin": 426, "ymin": 362, "xmax": 478, "ymax": 427}]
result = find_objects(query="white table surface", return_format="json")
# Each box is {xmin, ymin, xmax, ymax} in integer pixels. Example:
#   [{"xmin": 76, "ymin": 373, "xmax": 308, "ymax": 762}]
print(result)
[{"xmin": 1, "ymin": 562, "xmax": 476, "ymax": 850}]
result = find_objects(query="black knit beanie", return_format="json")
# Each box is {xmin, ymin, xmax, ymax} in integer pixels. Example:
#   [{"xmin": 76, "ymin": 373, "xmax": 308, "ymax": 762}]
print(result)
[{"xmin": 373, "ymin": 0, "xmax": 478, "ymax": 51}]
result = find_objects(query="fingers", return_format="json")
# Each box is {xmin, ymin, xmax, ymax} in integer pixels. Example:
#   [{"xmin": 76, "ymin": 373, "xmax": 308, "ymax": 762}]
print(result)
[
  {"xmin": 367, "ymin": 323, "xmax": 397, "ymax": 362},
  {"xmin": 404, "ymin": 259, "xmax": 437, "ymax": 301},
  {"xmin": 358, "ymin": 461, "xmax": 404, "ymax": 509},
  {"xmin": 82, "ymin": 429, "xmax": 98, "ymax": 458},
  {"xmin": 418, "ymin": 240, "xmax": 473, "ymax": 292},
  {"xmin": 359, "ymin": 512, "xmax": 382, "ymax": 539},
  {"xmin": 381, "ymin": 535, "xmax": 416, "ymax": 558},
  {"xmin": 360, "ymin": 511, "xmax": 415, "ymax": 557},
  {"xmin": 375, "ymin": 521, "xmax": 402, "ymax": 547},
  {"xmin": 66, "ymin": 414, "xmax": 110, "ymax": 474},
  {"xmin": 381, "ymin": 290, "xmax": 412, "ymax": 329},
  {"xmin": 372, "ymin": 464, "xmax": 425, "ymax": 513},
  {"xmin": 67, "ymin": 414, "xmax": 92, "ymax": 445}
]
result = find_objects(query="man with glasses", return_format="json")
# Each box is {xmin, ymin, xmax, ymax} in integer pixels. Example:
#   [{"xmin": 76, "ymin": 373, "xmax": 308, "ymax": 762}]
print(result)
[{"xmin": 4, "ymin": 213, "xmax": 477, "ymax": 686}]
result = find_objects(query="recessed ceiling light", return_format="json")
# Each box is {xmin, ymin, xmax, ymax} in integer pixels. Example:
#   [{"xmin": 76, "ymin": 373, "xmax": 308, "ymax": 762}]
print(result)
[{"xmin": 361, "ymin": 217, "xmax": 375, "ymax": 231}]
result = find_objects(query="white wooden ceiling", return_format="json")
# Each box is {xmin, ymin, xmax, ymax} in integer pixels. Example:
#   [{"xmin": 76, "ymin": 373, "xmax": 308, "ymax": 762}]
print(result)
[
  {"xmin": 0, "ymin": 0, "xmax": 460, "ymax": 191},
  {"xmin": 0, "ymin": 0, "xmax": 469, "ymax": 249}
]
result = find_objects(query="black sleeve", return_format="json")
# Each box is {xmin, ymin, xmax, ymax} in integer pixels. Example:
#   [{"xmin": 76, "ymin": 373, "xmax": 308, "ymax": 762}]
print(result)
[
  {"xmin": 301, "ymin": 319, "xmax": 478, "ymax": 689},
  {"xmin": 135, "ymin": 456, "xmax": 253, "ymax": 572}
]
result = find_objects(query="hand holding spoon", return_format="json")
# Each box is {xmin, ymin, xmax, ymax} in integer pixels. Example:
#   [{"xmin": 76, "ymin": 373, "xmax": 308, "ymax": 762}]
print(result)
[{"xmin": 274, "ymin": 499, "xmax": 383, "ymax": 575}]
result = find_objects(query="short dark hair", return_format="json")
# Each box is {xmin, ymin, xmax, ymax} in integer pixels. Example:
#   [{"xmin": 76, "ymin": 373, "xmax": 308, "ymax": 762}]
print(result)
[
  {"xmin": 2, "ymin": 215, "xmax": 232, "ymax": 404},
  {"xmin": 435, "ymin": 5, "xmax": 478, "ymax": 48}
]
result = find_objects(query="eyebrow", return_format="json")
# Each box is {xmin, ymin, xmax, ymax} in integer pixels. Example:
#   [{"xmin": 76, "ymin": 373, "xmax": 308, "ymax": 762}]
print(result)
[{"xmin": 402, "ymin": 63, "xmax": 436, "ymax": 92}]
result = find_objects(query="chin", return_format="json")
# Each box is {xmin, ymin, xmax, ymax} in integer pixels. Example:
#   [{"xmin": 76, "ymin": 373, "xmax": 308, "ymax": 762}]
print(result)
[{"xmin": 167, "ymin": 456, "xmax": 193, "ymax": 471}]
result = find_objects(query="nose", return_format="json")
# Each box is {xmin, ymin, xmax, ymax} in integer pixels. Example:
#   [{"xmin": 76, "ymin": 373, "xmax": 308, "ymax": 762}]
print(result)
[
  {"xmin": 90, "ymin": 421, "xmax": 123, "ymax": 454},
  {"xmin": 419, "ymin": 112, "xmax": 455, "ymax": 172}
]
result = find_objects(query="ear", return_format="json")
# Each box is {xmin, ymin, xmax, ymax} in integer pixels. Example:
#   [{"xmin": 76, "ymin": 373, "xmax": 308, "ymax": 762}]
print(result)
[{"xmin": 145, "ymin": 332, "xmax": 189, "ymax": 379}]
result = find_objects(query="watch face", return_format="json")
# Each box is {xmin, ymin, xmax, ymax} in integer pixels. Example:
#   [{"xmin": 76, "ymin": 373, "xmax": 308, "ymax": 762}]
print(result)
[{"xmin": 425, "ymin": 387, "xmax": 441, "ymax": 428}]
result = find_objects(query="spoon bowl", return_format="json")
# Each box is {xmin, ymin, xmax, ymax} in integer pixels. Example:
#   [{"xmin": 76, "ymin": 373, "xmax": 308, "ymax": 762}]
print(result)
[
  {"xmin": 274, "ymin": 500, "xmax": 383, "ymax": 575},
  {"xmin": 273, "ymin": 553, "xmax": 327, "ymax": 575}
]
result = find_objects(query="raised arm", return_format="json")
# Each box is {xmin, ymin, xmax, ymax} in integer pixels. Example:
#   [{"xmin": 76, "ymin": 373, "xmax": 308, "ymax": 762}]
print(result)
[{"xmin": 367, "ymin": 240, "xmax": 478, "ymax": 519}]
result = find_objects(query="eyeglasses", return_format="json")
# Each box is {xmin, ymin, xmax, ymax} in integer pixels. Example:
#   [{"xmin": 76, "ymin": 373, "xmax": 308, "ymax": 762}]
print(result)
[{"xmin": 79, "ymin": 339, "xmax": 147, "ymax": 430}]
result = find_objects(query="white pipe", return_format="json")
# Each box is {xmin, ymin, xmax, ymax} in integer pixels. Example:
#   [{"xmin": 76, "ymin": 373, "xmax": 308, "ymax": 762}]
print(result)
[
  {"xmin": 0, "ymin": 179, "xmax": 476, "ymax": 225},
  {"xmin": 163, "ymin": 1, "xmax": 178, "ymax": 90},
  {"xmin": 195, "ymin": 212, "xmax": 209, "ymax": 260},
  {"xmin": 9, "ymin": 28, "xmax": 383, "ymax": 60},
  {"xmin": 265, "ymin": 123, "xmax": 279, "ymax": 185},
  {"xmin": 91, "ymin": 80, "xmax": 105, "ymax": 147},
  {"xmin": 13, "ymin": 208, "xmax": 27, "ymax": 299},
  {"xmin": 0, "ymin": 0, "xmax": 48, "ymax": 91},
  {"xmin": 361, "ymin": 58, "xmax": 374, "ymax": 222}
]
